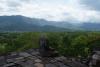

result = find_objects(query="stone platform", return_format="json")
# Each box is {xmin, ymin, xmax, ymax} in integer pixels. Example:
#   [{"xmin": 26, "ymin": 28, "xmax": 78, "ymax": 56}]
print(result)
[{"xmin": 0, "ymin": 49, "xmax": 87, "ymax": 67}]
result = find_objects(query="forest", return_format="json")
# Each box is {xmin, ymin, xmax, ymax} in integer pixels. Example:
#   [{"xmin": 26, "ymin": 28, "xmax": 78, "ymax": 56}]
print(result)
[{"xmin": 0, "ymin": 32, "xmax": 100, "ymax": 59}]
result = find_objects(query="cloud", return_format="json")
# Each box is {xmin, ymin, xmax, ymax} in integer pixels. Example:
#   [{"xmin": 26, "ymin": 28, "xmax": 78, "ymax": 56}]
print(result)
[
  {"xmin": 0, "ymin": 0, "xmax": 100, "ymax": 22},
  {"xmin": 81, "ymin": 0, "xmax": 100, "ymax": 11}
]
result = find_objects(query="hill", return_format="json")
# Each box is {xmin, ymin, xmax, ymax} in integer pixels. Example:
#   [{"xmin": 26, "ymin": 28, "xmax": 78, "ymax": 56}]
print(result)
[
  {"xmin": 0, "ymin": 15, "xmax": 68, "ymax": 32},
  {"xmin": 0, "ymin": 15, "xmax": 100, "ymax": 32}
]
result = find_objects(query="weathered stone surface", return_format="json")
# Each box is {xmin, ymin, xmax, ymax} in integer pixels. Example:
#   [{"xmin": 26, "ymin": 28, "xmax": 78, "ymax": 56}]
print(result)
[
  {"xmin": 10, "ymin": 52, "xmax": 18, "ymax": 56},
  {"xmin": 34, "ymin": 59, "xmax": 42, "ymax": 63},
  {"xmin": 26, "ymin": 49, "xmax": 40, "ymax": 56},
  {"xmin": 7, "ymin": 52, "xmax": 19, "ymax": 59},
  {"xmin": 64, "ymin": 61, "xmax": 88, "ymax": 67},
  {"xmin": 89, "ymin": 51, "xmax": 100, "ymax": 67},
  {"xmin": 55, "ymin": 56, "xmax": 67, "ymax": 62},
  {"xmin": 50, "ymin": 59, "xmax": 57, "ymax": 63},
  {"xmin": 16, "ymin": 60, "xmax": 35, "ymax": 67},
  {"xmin": 0, "ymin": 49, "xmax": 88, "ymax": 67},
  {"xmin": 45, "ymin": 63, "xmax": 57, "ymax": 67},
  {"xmin": 31, "ymin": 52, "xmax": 40, "ymax": 56},
  {"xmin": 19, "ymin": 52, "xmax": 31, "ymax": 57},
  {"xmin": 28, "ymin": 56, "xmax": 37, "ymax": 60},
  {"xmin": 3, "ymin": 63, "xmax": 15, "ymax": 67},
  {"xmin": 14, "ymin": 57, "xmax": 25, "ymax": 63},
  {"xmin": 34, "ymin": 63, "xmax": 44, "ymax": 67},
  {"xmin": 57, "ymin": 62, "xmax": 69, "ymax": 67},
  {"xmin": 6, "ymin": 58, "xmax": 14, "ymax": 63},
  {"xmin": 0, "ymin": 56, "xmax": 6, "ymax": 65}
]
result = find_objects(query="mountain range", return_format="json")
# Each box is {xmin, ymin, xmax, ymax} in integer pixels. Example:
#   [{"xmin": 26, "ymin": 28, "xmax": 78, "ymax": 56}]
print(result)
[{"xmin": 0, "ymin": 15, "xmax": 100, "ymax": 32}]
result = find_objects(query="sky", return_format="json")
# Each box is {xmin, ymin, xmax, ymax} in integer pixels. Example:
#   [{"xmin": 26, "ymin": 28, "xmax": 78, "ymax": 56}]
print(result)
[{"xmin": 0, "ymin": 0, "xmax": 100, "ymax": 22}]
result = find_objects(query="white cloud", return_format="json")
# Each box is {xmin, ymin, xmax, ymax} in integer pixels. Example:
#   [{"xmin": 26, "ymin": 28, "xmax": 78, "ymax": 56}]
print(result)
[{"xmin": 0, "ymin": 0, "xmax": 100, "ymax": 22}]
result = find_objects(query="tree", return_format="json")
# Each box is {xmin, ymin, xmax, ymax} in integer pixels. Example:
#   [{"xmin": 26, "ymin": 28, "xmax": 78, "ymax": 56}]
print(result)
[{"xmin": 71, "ymin": 35, "xmax": 89, "ymax": 57}]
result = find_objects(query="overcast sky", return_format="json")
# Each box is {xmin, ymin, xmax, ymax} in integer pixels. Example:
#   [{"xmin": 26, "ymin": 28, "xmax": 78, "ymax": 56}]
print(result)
[{"xmin": 0, "ymin": 0, "xmax": 100, "ymax": 22}]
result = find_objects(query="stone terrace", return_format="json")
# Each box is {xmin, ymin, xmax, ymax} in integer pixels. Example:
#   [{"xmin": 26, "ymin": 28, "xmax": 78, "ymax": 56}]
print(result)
[{"xmin": 0, "ymin": 49, "xmax": 88, "ymax": 67}]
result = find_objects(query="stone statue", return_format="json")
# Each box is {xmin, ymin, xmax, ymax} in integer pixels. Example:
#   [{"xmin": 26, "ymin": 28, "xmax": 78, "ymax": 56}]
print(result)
[
  {"xmin": 39, "ymin": 34, "xmax": 49, "ymax": 57},
  {"xmin": 39, "ymin": 34, "xmax": 58, "ymax": 57}
]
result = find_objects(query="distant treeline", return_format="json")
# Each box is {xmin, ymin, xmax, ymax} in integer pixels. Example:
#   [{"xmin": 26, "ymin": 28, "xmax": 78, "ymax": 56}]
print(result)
[{"xmin": 0, "ymin": 32, "xmax": 100, "ymax": 58}]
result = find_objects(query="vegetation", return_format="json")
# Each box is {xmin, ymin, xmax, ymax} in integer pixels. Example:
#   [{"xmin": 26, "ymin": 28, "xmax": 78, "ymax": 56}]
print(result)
[{"xmin": 0, "ymin": 32, "xmax": 100, "ymax": 58}]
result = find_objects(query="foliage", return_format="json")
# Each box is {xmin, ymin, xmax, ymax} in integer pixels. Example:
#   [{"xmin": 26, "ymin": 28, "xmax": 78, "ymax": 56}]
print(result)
[{"xmin": 0, "ymin": 32, "xmax": 100, "ymax": 58}]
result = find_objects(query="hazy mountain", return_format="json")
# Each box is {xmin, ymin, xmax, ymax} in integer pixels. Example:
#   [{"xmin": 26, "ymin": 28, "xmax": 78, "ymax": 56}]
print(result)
[
  {"xmin": 80, "ymin": 23, "xmax": 100, "ymax": 31},
  {"xmin": 0, "ymin": 15, "xmax": 100, "ymax": 32},
  {"xmin": 0, "ymin": 15, "xmax": 69, "ymax": 32}
]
